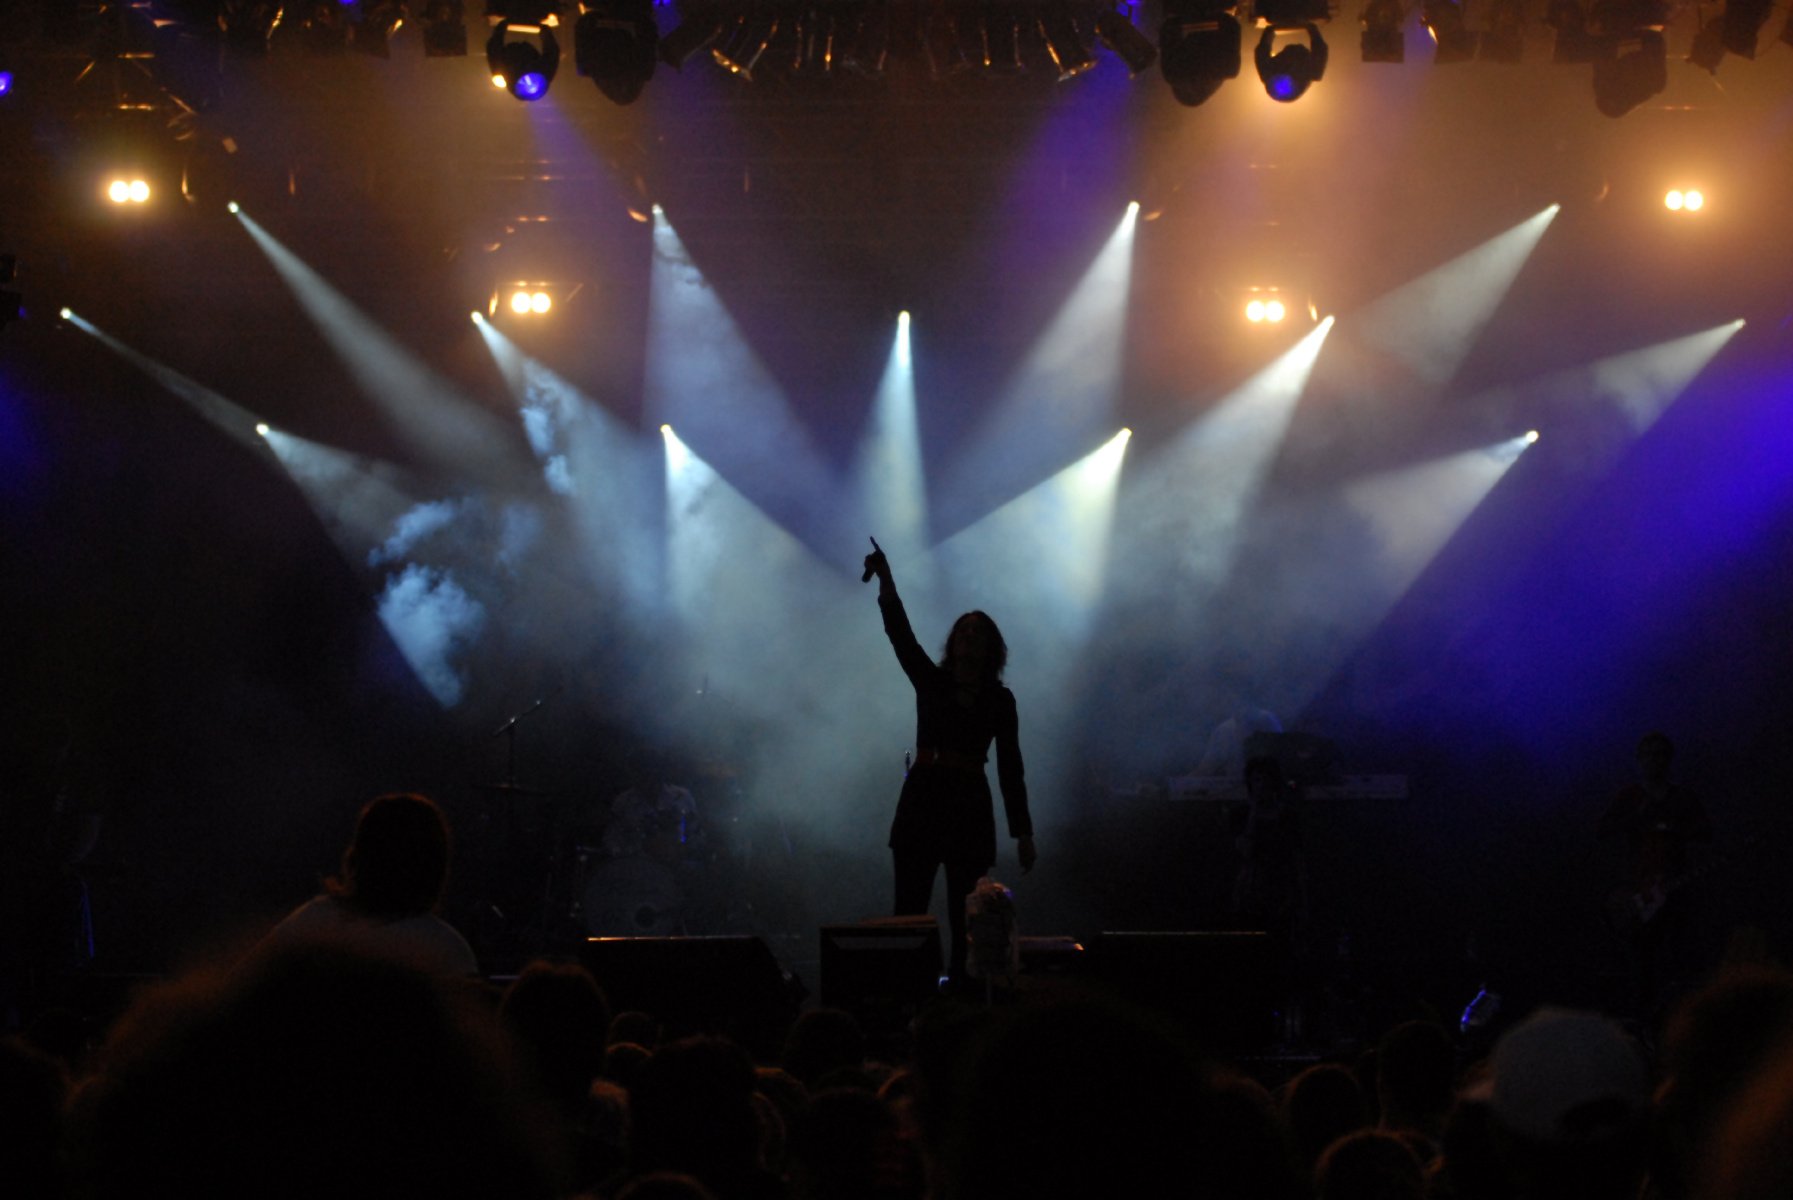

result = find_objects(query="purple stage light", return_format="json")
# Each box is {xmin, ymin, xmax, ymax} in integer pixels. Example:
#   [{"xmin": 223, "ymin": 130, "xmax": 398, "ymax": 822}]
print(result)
[
  {"xmin": 516, "ymin": 71, "xmax": 548, "ymax": 99},
  {"xmin": 1270, "ymin": 73, "xmax": 1297, "ymax": 100},
  {"xmin": 0, "ymin": 71, "xmax": 13, "ymax": 96}
]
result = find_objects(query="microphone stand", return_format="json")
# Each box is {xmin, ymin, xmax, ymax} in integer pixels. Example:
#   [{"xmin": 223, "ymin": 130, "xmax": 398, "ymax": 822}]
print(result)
[{"xmin": 492, "ymin": 697, "xmax": 548, "ymax": 789}]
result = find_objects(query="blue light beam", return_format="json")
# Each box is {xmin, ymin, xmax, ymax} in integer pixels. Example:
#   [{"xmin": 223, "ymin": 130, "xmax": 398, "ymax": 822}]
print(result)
[
  {"xmin": 1343, "ymin": 434, "xmax": 1536, "ymax": 601},
  {"xmin": 646, "ymin": 208, "xmax": 838, "ymax": 537},
  {"xmin": 475, "ymin": 312, "xmax": 663, "ymax": 622}
]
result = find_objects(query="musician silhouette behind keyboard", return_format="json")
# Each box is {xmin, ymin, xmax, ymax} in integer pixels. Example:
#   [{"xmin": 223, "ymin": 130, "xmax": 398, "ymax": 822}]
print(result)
[{"xmin": 1597, "ymin": 731, "xmax": 1713, "ymax": 1016}]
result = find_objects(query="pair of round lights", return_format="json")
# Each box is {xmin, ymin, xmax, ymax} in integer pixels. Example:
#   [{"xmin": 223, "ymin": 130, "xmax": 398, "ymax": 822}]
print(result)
[
  {"xmin": 509, "ymin": 290, "xmax": 553, "ymax": 315},
  {"xmin": 1664, "ymin": 189, "xmax": 1705, "ymax": 212},
  {"xmin": 107, "ymin": 179, "xmax": 151, "ymax": 204},
  {"xmin": 1245, "ymin": 298, "xmax": 1288, "ymax": 324}
]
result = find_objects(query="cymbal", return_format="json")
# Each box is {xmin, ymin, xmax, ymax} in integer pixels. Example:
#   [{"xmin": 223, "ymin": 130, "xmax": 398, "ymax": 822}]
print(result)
[{"xmin": 474, "ymin": 782, "xmax": 553, "ymax": 798}]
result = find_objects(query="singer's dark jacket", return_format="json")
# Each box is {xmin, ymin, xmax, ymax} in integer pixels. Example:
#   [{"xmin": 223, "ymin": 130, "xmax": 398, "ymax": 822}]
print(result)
[{"xmin": 879, "ymin": 588, "xmax": 1032, "ymax": 868}]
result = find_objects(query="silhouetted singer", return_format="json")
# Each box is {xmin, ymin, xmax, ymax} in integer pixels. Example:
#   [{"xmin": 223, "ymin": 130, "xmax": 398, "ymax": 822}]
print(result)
[{"xmin": 863, "ymin": 536, "xmax": 1036, "ymax": 985}]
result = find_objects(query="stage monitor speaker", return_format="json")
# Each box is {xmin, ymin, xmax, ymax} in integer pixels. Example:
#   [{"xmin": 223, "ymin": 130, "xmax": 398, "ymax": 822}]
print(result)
[
  {"xmin": 819, "ymin": 917, "xmax": 942, "ymax": 1025},
  {"xmin": 1088, "ymin": 931, "xmax": 1279, "ymax": 1053},
  {"xmin": 581, "ymin": 935, "xmax": 797, "ymax": 1059}
]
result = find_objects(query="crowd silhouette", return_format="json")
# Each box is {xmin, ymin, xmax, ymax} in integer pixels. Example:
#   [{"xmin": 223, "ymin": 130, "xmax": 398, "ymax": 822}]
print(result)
[{"xmin": 6, "ymin": 784, "xmax": 1791, "ymax": 1200}]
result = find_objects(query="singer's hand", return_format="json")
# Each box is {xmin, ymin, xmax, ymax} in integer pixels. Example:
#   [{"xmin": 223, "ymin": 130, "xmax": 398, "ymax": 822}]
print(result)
[{"xmin": 862, "ymin": 536, "xmax": 890, "ymax": 584}]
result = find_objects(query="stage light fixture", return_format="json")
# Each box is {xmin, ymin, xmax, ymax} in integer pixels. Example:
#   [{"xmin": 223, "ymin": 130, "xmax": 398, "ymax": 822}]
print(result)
[
  {"xmin": 1159, "ymin": 0, "xmax": 1242, "ymax": 106},
  {"xmin": 712, "ymin": 11, "xmax": 779, "ymax": 80},
  {"xmin": 256, "ymin": 422, "xmax": 271, "ymax": 437},
  {"xmin": 219, "ymin": 0, "xmax": 283, "ymax": 53},
  {"xmin": 1420, "ymin": 0, "xmax": 1478, "ymax": 61},
  {"xmin": 271, "ymin": 1, "xmax": 353, "ymax": 53},
  {"xmin": 0, "ymin": 69, "xmax": 12, "ymax": 96},
  {"xmin": 1547, "ymin": 0, "xmax": 1599, "ymax": 60},
  {"xmin": 351, "ymin": 0, "xmax": 406, "ymax": 56},
  {"xmin": 1255, "ymin": 23, "xmax": 1328, "ymax": 101},
  {"xmin": 800, "ymin": 7, "xmax": 850, "ymax": 74},
  {"xmin": 1721, "ymin": 0, "xmax": 1773, "ymax": 56},
  {"xmin": 1094, "ymin": 5, "xmax": 1159, "ymax": 74},
  {"xmin": 1038, "ymin": 3, "xmax": 1098, "ymax": 80},
  {"xmin": 1244, "ymin": 288, "xmax": 1296, "ymax": 324},
  {"xmin": 508, "ymin": 288, "xmax": 555, "ymax": 314},
  {"xmin": 1257, "ymin": 0, "xmax": 1330, "ymax": 24},
  {"xmin": 575, "ymin": 0, "xmax": 657, "ymax": 103},
  {"xmin": 978, "ymin": 7, "xmax": 1025, "ymax": 72},
  {"xmin": 106, "ymin": 177, "xmax": 153, "ymax": 204},
  {"xmin": 1591, "ymin": 26, "xmax": 1666, "ymax": 117},
  {"xmin": 421, "ymin": 0, "xmax": 469, "ymax": 54},
  {"xmin": 1360, "ymin": 0, "xmax": 1405, "ymax": 62},
  {"xmin": 1664, "ymin": 188, "xmax": 1705, "ymax": 212},
  {"xmin": 1479, "ymin": 0, "xmax": 1524, "ymax": 60},
  {"xmin": 660, "ymin": 12, "xmax": 724, "ymax": 67},
  {"xmin": 924, "ymin": 9, "xmax": 970, "ymax": 77},
  {"xmin": 496, "ymin": 281, "xmax": 565, "ymax": 317},
  {"xmin": 843, "ymin": 2, "xmax": 891, "ymax": 75},
  {"xmin": 1686, "ymin": 15, "xmax": 1725, "ymax": 70},
  {"xmin": 487, "ymin": 19, "xmax": 561, "ymax": 100}
]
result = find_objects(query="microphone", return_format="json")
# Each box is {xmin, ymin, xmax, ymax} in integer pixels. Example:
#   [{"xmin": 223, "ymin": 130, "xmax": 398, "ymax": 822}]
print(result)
[{"xmin": 491, "ymin": 696, "xmax": 550, "ymax": 738}]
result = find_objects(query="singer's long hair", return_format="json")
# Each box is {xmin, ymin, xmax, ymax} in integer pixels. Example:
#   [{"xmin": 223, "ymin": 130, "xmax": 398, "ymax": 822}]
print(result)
[{"xmin": 940, "ymin": 610, "xmax": 1008, "ymax": 684}]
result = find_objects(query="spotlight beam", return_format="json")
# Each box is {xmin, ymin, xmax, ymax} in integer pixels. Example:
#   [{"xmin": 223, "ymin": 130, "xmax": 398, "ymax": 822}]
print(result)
[
  {"xmin": 1113, "ymin": 315, "xmax": 1335, "ymax": 597},
  {"xmin": 1460, "ymin": 319, "xmax": 1746, "ymax": 438},
  {"xmin": 62, "ymin": 311, "xmax": 264, "ymax": 449},
  {"xmin": 854, "ymin": 311, "xmax": 930, "ymax": 577},
  {"xmin": 932, "ymin": 426, "xmax": 1134, "ymax": 833},
  {"xmin": 234, "ymin": 209, "xmax": 526, "ymax": 482},
  {"xmin": 660, "ymin": 424, "xmax": 846, "ymax": 697},
  {"xmin": 645, "ymin": 207, "xmax": 840, "ymax": 550},
  {"xmin": 1262, "ymin": 433, "xmax": 1537, "ymax": 715},
  {"xmin": 260, "ymin": 428, "xmax": 429, "ymax": 568},
  {"xmin": 474, "ymin": 314, "xmax": 663, "ymax": 623},
  {"xmin": 1354, "ymin": 205, "xmax": 1560, "ymax": 389},
  {"xmin": 941, "ymin": 203, "xmax": 1139, "ymax": 535}
]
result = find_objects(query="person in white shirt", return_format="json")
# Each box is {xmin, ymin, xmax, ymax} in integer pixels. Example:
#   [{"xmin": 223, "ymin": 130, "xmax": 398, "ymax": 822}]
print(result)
[{"xmin": 269, "ymin": 792, "xmax": 479, "ymax": 977}]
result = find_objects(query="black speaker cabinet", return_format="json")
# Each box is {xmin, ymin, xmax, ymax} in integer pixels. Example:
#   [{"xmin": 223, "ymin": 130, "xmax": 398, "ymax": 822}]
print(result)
[
  {"xmin": 581, "ymin": 935, "xmax": 797, "ymax": 1059},
  {"xmin": 819, "ymin": 917, "xmax": 942, "ymax": 1025},
  {"xmin": 1088, "ymin": 931, "xmax": 1280, "ymax": 1053}
]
